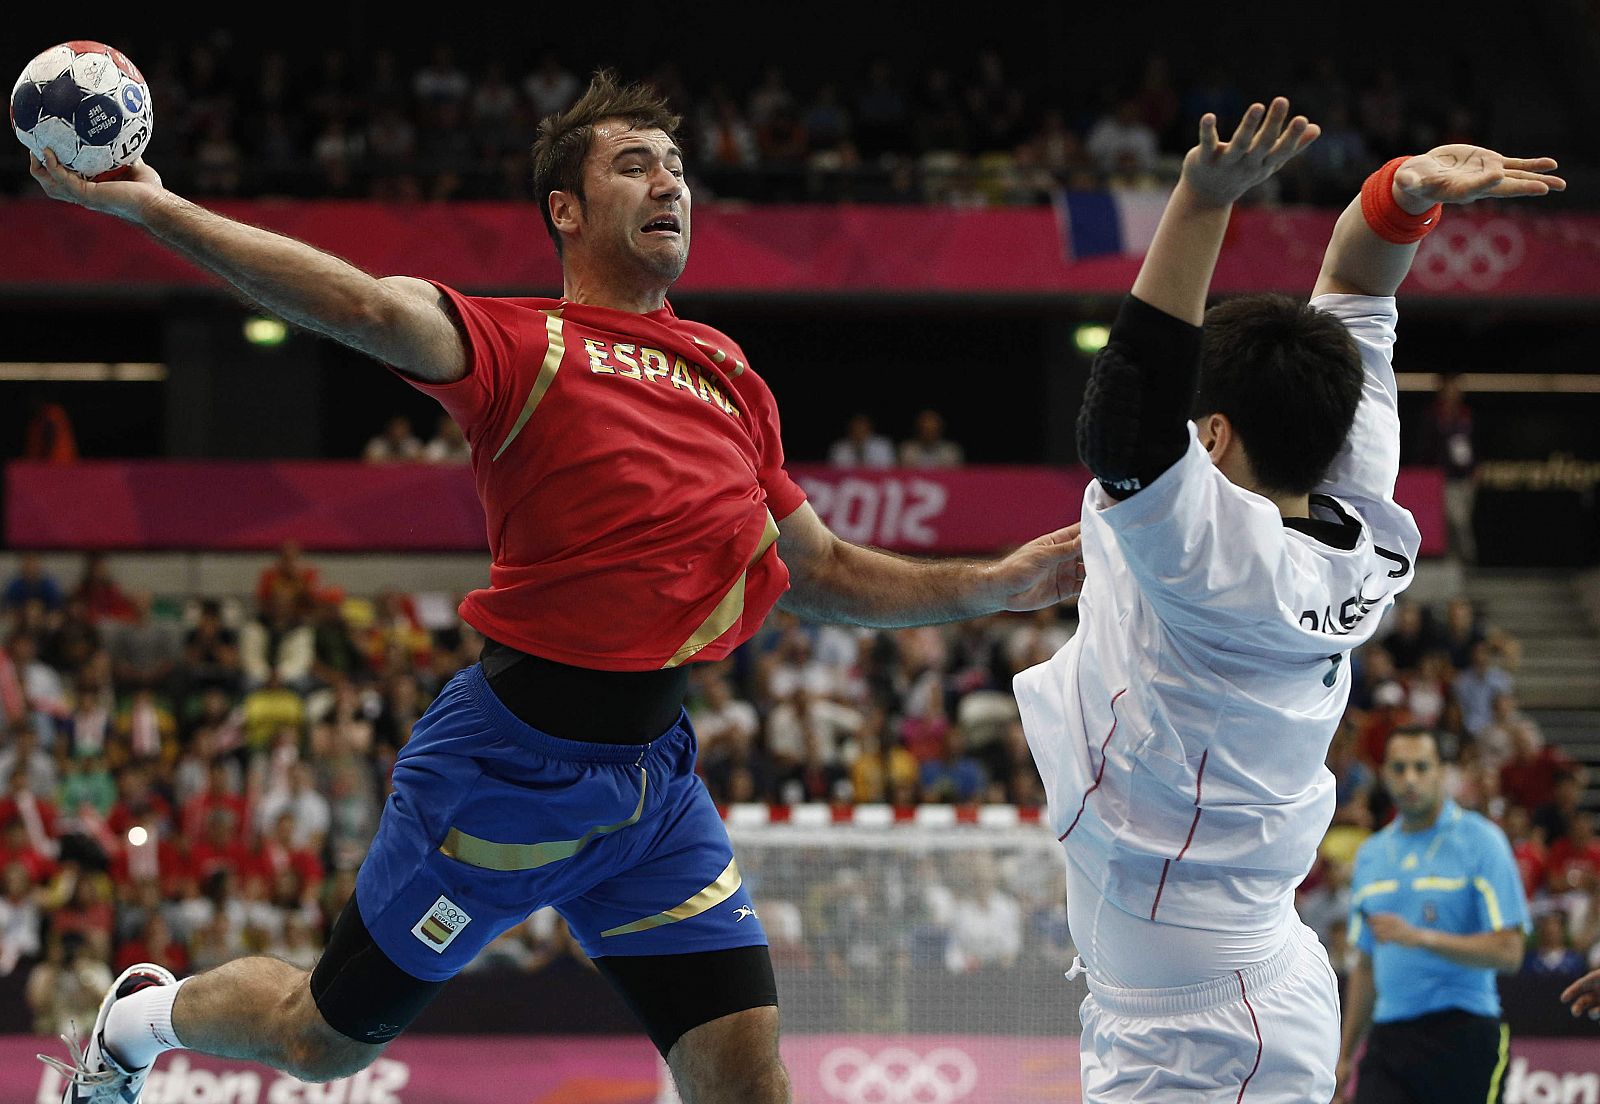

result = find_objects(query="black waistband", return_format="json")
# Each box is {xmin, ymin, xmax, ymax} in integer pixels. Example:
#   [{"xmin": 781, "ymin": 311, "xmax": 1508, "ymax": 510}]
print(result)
[{"xmin": 478, "ymin": 638, "xmax": 689, "ymax": 745}]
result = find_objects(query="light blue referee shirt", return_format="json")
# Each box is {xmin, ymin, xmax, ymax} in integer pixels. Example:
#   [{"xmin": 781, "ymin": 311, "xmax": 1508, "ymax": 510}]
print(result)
[{"xmin": 1348, "ymin": 799, "xmax": 1530, "ymax": 1023}]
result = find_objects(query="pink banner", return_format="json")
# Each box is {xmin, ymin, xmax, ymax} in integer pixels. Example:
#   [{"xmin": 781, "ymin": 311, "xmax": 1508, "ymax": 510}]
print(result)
[
  {"xmin": 791, "ymin": 465, "xmax": 1088, "ymax": 553},
  {"xmin": 3, "ymin": 198, "xmax": 1597, "ymax": 298},
  {"xmin": 5, "ymin": 461, "xmax": 1446, "ymax": 557},
  {"xmin": 1394, "ymin": 467, "xmax": 1448, "ymax": 558},
  {"xmin": 6, "ymin": 1033, "xmax": 1597, "ymax": 1103},
  {"xmin": 5, "ymin": 461, "xmax": 487, "ymax": 553}
]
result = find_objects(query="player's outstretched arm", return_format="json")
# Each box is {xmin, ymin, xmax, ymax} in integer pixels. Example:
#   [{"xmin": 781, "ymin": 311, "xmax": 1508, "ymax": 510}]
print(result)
[
  {"xmin": 776, "ymin": 502, "xmax": 1083, "ymax": 626},
  {"xmin": 1313, "ymin": 145, "xmax": 1564, "ymax": 299},
  {"xmin": 1077, "ymin": 98, "xmax": 1316, "ymax": 498},
  {"xmin": 27, "ymin": 151, "xmax": 466, "ymax": 383}
]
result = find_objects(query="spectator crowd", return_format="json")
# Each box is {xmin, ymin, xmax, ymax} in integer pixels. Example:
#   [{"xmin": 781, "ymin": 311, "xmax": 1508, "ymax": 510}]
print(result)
[
  {"xmin": 0, "ymin": 536, "xmax": 1594, "ymax": 1036},
  {"xmin": 1295, "ymin": 594, "xmax": 1600, "ymax": 985},
  {"xmin": 4, "ymin": 39, "xmax": 1490, "ymax": 208},
  {"xmin": 362, "ymin": 407, "xmax": 968, "ymax": 469}
]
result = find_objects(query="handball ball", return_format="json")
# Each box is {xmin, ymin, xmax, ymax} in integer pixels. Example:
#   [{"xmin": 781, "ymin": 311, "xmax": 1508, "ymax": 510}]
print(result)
[{"xmin": 10, "ymin": 41, "xmax": 153, "ymax": 180}]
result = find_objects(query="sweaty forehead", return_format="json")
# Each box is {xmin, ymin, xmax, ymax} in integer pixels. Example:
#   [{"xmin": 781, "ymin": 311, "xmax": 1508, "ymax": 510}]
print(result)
[{"xmin": 590, "ymin": 121, "xmax": 678, "ymax": 160}]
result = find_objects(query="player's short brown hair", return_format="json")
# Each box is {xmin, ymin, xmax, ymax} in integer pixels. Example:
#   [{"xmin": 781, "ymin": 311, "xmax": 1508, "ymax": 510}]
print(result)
[
  {"xmin": 530, "ymin": 69, "xmax": 682, "ymax": 256},
  {"xmin": 1193, "ymin": 294, "xmax": 1364, "ymax": 497}
]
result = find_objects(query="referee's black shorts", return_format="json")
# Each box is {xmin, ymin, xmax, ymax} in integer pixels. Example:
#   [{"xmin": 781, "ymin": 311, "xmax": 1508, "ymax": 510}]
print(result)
[{"xmin": 1356, "ymin": 1008, "xmax": 1510, "ymax": 1104}]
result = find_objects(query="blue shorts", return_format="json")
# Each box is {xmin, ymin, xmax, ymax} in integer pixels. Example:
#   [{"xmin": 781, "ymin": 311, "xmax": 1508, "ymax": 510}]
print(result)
[{"xmin": 354, "ymin": 664, "xmax": 767, "ymax": 982}]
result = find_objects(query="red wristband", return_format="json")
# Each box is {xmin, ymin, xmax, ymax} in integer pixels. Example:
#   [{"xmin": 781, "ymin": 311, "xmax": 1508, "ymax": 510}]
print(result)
[{"xmin": 1360, "ymin": 157, "xmax": 1443, "ymax": 244}]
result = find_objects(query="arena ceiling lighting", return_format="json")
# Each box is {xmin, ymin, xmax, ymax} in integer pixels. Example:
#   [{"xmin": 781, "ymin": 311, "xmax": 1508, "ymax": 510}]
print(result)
[{"xmin": 0, "ymin": 362, "xmax": 166, "ymax": 381}]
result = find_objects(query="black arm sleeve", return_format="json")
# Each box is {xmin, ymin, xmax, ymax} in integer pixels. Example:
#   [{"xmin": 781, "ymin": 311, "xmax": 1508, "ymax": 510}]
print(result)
[{"xmin": 1075, "ymin": 293, "xmax": 1203, "ymax": 500}]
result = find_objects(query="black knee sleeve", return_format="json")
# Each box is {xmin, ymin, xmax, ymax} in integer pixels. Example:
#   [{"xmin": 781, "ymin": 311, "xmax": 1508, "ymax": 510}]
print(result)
[
  {"xmin": 310, "ymin": 896, "xmax": 447, "ymax": 1044},
  {"xmin": 592, "ymin": 945, "xmax": 778, "ymax": 1058}
]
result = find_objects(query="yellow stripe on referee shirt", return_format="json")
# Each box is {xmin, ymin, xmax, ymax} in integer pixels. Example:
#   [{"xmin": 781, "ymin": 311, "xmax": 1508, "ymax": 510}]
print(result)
[
  {"xmin": 1474, "ymin": 876, "xmax": 1505, "ymax": 930},
  {"xmin": 662, "ymin": 510, "xmax": 780, "ymax": 669},
  {"xmin": 492, "ymin": 310, "xmax": 566, "ymax": 462},
  {"xmin": 1411, "ymin": 876, "xmax": 1467, "ymax": 892},
  {"xmin": 600, "ymin": 857, "xmax": 743, "ymax": 938},
  {"xmin": 1351, "ymin": 879, "xmax": 1399, "ymax": 906}
]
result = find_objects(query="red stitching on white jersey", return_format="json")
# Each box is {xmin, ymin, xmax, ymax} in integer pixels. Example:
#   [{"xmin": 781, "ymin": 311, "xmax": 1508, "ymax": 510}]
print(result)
[
  {"xmin": 1150, "ymin": 747, "xmax": 1209, "ymax": 920},
  {"xmin": 1058, "ymin": 688, "xmax": 1127, "ymax": 842}
]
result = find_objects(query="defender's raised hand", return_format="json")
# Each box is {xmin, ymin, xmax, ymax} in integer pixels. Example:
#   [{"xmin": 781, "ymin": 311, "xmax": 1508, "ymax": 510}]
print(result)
[
  {"xmin": 1392, "ymin": 145, "xmax": 1564, "ymax": 212},
  {"xmin": 1180, "ymin": 96, "xmax": 1320, "ymax": 208},
  {"xmin": 1129, "ymin": 95, "xmax": 1317, "ymax": 323}
]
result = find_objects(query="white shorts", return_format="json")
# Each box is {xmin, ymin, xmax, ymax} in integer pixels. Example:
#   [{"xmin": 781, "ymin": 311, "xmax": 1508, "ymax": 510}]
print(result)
[{"xmin": 1078, "ymin": 922, "xmax": 1339, "ymax": 1103}]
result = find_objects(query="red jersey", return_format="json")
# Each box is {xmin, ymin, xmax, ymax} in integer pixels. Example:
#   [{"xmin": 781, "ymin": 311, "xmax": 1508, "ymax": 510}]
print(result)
[
  {"xmin": 1546, "ymin": 837, "xmax": 1600, "ymax": 892},
  {"xmin": 117, "ymin": 938, "xmax": 189, "ymax": 977},
  {"xmin": 180, "ymin": 793, "xmax": 250, "ymax": 842},
  {"xmin": 1512, "ymin": 838, "xmax": 1546, "ymax": 897},
  {"xmin": 109, "ymin": 836, "xmax": 193, "ymax": 894},
  {"xmin": 260, "ymin": 839, "xmax": 324, "ymax": 892},
  {"xmin": 1500, "ymin": 746, "xmax": 1575, "ymax": 811},
  {"xmin": 189, "ymin": 838, "xmax": 258, "ymax": 884},
  {"xmin": 400, "ymin": 289, "xmax": 807, "ymax": 671},
  {"xmin": 0, "ymin": 794, "xmax": 58, "ymax": 839}
]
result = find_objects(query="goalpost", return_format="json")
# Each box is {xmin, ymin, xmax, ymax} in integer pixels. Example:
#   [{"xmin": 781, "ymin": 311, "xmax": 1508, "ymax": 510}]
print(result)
[{"xmin": 659, "ymin": 804, "xmax": 1088, "ymax": 1104}]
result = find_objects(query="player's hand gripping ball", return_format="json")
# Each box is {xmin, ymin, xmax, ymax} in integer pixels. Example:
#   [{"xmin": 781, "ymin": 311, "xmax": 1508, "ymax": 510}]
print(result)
[{"xmin": 10, "ymin": 41, "xmax": 153, "ymax": 179}]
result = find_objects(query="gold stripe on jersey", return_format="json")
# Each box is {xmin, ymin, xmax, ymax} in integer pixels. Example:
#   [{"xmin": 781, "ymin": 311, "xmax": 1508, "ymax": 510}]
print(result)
[
  {"xmin": 690, "ymin": 335, "xmax": 726, "ymax": 363},
  {"xmin": 599, "ymin": 857, "xmax": 742, "ymax": 937},
  {"xmin": 661, "ymin": 510, "xmax": 780, "ymax": 669},
  {"xmin": 438, "ymin": 768, "xmax": 648, "ymax": 871},
  {"xmin": 688, "ymin": 335, "xmax": 744, "ymax": 377},
  {"xmin": 1411, "ymin": 876, "xmax": 1468, "ymax": 892},
  {"xmin": 492, "ymin": 310, "xmax": 566, "ymax": 462}
]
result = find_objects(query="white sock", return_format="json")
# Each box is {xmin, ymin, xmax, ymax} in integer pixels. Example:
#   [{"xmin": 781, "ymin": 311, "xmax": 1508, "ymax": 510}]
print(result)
[{"xmin": 102, "ymin": 977, "xmax": 188, "ymax": 1070}]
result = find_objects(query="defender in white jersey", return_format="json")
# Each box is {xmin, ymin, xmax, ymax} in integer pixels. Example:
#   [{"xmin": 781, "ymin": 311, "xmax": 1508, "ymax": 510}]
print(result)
[{"xmin": 1014, "ymin": 97, "xmax": 1564, "ymax": 1102}]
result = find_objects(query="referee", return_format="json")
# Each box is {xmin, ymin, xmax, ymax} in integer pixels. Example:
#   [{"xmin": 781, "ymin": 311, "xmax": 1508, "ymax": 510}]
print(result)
[{"xmin": 1336, "ymin": 726, "xmax": 1530, "ymax": 1102}]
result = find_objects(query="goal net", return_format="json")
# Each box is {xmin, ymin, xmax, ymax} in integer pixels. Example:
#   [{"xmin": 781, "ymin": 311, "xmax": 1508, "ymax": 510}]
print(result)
[{"xmin": 660, "ymin": 805, "xmax": 1088, "ymax": 1104}]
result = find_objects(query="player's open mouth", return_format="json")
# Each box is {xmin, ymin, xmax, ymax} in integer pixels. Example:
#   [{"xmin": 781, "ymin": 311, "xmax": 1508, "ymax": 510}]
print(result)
[{"xmin": 641, "ymin": 214, "xmax": 680, "ymax": 236}]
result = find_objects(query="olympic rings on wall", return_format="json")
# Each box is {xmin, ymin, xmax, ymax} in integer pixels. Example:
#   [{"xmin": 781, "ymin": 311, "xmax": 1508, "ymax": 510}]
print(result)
[
  {"xmin": 1412, "ymin": 220, "xmax": 1526, "ymax": 291},
  {"xmin": 818, "ymin": 1046, "xmax": 980, "ymax": 1104}
]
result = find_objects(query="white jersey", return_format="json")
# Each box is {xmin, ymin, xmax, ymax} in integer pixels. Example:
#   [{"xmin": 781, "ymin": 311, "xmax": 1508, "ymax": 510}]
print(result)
[{"xmin": 1015, "ymin": 294, "xmax": 1421, "ymax": 933}]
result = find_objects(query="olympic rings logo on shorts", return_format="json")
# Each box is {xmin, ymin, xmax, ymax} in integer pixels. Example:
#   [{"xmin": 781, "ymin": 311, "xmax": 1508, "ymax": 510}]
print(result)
[
  {"xmin": 818, "ymin": 1046, "xmax": 979, "ymax": 1104},
  {"xmin": 1412, "ymin": 220, "xmax": 1526, "ymax": 291},
  {"xmin": 433, "ymin": 904, "xmax": 468, "ymax": 925}
]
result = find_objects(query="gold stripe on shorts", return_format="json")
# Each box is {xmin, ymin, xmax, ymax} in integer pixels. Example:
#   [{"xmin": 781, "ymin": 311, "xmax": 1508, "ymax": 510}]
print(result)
[
  {"xmin": 662, "ymin": 510, "xmax": 780, "ymax": 669},
  {"xmin": 437, "ymin": 767, "xmax": 648, "ymax": 871},
  {"xmin": 599, "ymin": 857, "xmax": 743, "ymax": 938}
]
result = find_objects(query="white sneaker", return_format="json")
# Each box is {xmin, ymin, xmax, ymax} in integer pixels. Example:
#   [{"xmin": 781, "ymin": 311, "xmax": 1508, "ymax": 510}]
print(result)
[{"xmin": 39, "ymin": 961, "xmax": 178, "ymax": 1104}]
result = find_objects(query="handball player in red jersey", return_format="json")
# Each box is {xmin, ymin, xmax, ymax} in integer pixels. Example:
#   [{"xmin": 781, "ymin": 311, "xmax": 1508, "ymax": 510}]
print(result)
[{"xmin": 28, "ymin": 70, "xmax": 1083, "ymax": 1104}]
